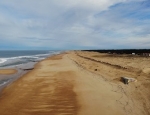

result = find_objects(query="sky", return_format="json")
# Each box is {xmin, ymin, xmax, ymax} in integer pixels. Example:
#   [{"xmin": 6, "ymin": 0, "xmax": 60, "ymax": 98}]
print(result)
[{"xmin": 0, "ymin": 0, "xmax": 150, "ymax": 50}]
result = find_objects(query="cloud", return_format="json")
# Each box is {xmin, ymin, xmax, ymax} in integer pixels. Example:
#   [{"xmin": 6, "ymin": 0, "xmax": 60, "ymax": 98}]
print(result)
[{"xmin": 0, "ymin": 0, "xmax": 149, "ymax": 49}]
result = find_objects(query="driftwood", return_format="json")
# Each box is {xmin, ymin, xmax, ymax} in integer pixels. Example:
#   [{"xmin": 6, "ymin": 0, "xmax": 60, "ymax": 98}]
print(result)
[{"xmin": 121, "ymin": 77, "xmax": 137, "ymax": 84}]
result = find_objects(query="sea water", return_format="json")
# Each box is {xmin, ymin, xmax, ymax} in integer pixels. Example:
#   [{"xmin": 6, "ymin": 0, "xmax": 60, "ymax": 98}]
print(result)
[
  {"xmin": 0, "ymin": 50, "xmax": 61, "ymax": 88},
  {"xmin": 0, "ymin": 50, "xmax": 61, "ymax": 68}
]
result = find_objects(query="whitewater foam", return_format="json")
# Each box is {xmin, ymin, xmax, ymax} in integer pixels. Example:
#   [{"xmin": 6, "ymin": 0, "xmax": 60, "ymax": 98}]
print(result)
[
  {"xmin": 0, "ymin": 51, "xmax": 60, "ymax": 67},
  {"xmin": 0, "ymin": 79, "xmax": 11, "ymax": 86},
  {"xmin": 0, "ymin": 58, "xmax": 7, "ymax": 64}
]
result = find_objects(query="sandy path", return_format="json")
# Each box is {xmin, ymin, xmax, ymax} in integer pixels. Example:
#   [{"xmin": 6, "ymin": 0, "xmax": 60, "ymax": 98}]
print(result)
[{"xmin": 0, "ymin": 52, "xmax": 147, "ymax": 115}]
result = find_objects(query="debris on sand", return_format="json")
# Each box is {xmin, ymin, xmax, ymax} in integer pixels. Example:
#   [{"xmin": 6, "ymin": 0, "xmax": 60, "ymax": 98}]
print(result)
[{"xmin": 121, "ymin": 77, "xmax": 137, "ymax": 84}]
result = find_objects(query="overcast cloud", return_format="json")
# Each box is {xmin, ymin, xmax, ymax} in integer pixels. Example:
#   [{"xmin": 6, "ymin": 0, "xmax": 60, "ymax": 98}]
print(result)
[{"xmin": 0, "ymin": 0, "xmax": 149, "ymax": 50}]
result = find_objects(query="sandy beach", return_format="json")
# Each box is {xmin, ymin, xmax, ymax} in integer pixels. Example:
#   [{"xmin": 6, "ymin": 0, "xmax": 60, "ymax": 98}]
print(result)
[{"xmin": 0, "ymin": 51, "xmax": 150, "ymax": 115}]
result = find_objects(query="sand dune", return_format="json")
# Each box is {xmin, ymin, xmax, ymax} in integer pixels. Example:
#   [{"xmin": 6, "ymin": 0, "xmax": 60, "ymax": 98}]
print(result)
[{"xmin": 0, "ymin": 51, "xmax": 150, "ymax": 115}]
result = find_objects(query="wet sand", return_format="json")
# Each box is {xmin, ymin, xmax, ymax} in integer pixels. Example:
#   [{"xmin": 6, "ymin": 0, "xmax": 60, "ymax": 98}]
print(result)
[
  {"xmin": 0, "ymin": 51, "xmax": 150, "ymax": 115},
  {"xmin": 0, "ymin": 62, "xmax": 36, "ymax": 92},
  {"xmin": 0, "ymin": 69, "xmax": 17, "ymax": 75}
]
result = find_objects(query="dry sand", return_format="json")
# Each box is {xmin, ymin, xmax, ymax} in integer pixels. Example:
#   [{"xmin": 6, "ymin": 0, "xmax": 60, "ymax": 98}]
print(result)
[{"xmin": 0, "ymin": 51, "xmax": 150, "ymax": 115}]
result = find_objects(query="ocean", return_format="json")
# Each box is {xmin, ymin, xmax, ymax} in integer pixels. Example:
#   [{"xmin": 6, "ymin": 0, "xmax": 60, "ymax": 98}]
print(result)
[{"xmin": 0, "ymin": 50, "xmax": 61, "ymax": 68}]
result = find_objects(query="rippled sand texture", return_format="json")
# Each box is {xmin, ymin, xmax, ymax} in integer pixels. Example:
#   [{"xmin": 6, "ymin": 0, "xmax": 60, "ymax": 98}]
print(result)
[{"xmin": 0, "ymin": 54, "xmax": 79, "ymax": 115}]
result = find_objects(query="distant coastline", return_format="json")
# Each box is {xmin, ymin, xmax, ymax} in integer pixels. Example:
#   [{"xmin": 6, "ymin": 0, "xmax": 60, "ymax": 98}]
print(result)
[{"xmin": 83, "ymin": 49, "xmax": 150, "ymax": 55}]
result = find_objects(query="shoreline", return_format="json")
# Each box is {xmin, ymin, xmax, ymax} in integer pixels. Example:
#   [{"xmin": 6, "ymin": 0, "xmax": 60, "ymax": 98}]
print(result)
[
  {"xmin": 0, "ymin": 52, "xmax": 63, "ymax": 93},
  {"xmin": 0, "ymin": 62, "xmax": 36, "ymax": 93},
  {"xmin": 0, "ymin": 51, "xmax": 149, "ymax": 115}
]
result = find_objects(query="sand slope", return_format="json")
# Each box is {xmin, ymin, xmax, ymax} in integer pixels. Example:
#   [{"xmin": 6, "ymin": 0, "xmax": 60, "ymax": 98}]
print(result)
[
  {"xmin": 72, "ymin": 51, "xmax": 150, "ymax": 115},
  {"xmin": 0, "ymin": 52, "xmax": 149, "ymax": 115}
]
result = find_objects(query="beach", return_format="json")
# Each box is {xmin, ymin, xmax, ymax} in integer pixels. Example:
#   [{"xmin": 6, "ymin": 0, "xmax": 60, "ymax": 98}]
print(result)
[{"xmin": 0, "ymin": 51, "xmax": 150, "ymax": 115}]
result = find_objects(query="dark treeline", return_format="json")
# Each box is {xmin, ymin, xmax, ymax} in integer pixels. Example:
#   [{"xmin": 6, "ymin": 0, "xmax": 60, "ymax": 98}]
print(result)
[{"xmin": 83, "ymin": 49, "xmax": 150, "ymax": 54}]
